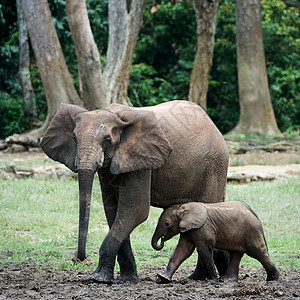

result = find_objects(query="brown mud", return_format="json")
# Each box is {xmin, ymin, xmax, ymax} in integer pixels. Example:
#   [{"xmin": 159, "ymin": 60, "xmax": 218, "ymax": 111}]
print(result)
[{"xmin": 0, "ymin": 263, "xmax": 299, "ymax": 299}]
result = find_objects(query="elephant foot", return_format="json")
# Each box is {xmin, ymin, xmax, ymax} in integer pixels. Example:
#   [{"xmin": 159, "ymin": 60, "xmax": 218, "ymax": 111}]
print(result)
[
  {"xmin": 89, "ymin": 267, "xmax": 114, "ymax": 284},
  {"xmin": 266, "ymin": 268, "xmax": 280, "ymax": 281},
  {"xmin": 72, "ymin": 255, "xmax": 86, "ymax": 262},
  {"xmin": 220, "ymin": 274, "xmax": 238, "ymax": 282},
  {"xmin": 72, "ymin": 256, "xmax": 82, "ymax": 262},
  {"xmin": 189, "ymin": 274, "xmax": 207, "ymax": 281},
  {"xmin": 113, "ymin": 273, "xmax": 140, "ymax": 284},
  {"xmin": 157, "ymin": 272, "xmax": 172, "ymax": 283},
  {"xmin": 188, "ymin": 268, "xmax": 207, "ymax": 281}
]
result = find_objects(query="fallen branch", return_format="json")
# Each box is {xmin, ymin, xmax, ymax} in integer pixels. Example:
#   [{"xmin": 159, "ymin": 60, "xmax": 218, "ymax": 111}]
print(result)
[{"xmin": 5, "ymin": 133, "xmax": 40, "ymax": 148}]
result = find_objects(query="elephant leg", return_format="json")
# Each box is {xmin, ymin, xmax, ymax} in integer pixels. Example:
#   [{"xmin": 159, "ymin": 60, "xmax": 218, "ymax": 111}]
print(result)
[
  {"xmin": 221, "ymin": 251, "xmax": 243, "ymax": 281},
  {"xmin": 90, "ymin": 170, "xmax": 151, "ymax": 283},
  {"xmin": 158, "ymin": 234, "xmax": 195, "ymax": 282},
  {"xmin": 188, "ymin": 256, "xmax": 207, "ymax": 280},
  {"xmin": 259, "ymin": 255, "xmax": 280, "ymax": 281},
  {"xmin": 114, "ymin": 237, "xmax": 138, "ymax": 283},
  {"xmin": 104, "ymin": 205, "xmax": 138, "ymax": 283},
  {"xmin": 190, "ymin": 248, "xmax": 229, "ymax": 280},
  {"xmin": 196, "ymin": 244, "xmax": 218, "ymax": 281},
  {"xmin": 247, "ymin": 248, "xmax": 280, "ymax": 281},
  {"xmin": 213, "ymin": 249, "xmax": 230, "ymax": 277},
  {"xmin": 99, "ymin": 172, "xmax": 138, "ymax": 283}
]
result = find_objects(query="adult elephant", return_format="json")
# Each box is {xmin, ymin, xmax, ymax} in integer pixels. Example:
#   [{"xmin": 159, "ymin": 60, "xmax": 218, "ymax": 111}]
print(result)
[{"xmin": 40, "ymin": 100, "xmax": 229, "ymax": 283}]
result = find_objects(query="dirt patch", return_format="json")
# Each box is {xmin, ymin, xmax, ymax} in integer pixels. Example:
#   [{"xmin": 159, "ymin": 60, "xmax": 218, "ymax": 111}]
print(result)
[
  {"xmin": 0, "ymin": 263, "xmax": 299, "ymax": 299},
  {"xmin": 229, "ymin": 151, "xmax": 299, "ymax": 166},
  {"xmin": 0, "ymin": 150, "xmax": 48, "ymax": 162},
  {"xmin": 1, "ymin": 150, "xmax": 300, "ymax": 182}
]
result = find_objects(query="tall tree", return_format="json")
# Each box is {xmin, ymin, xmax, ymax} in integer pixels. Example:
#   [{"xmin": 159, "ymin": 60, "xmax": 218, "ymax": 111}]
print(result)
[
  {"xmin": 229, "ymin": 0, "xmax": 280, "ymax": 136},
  {"xmin": 12, "ymin": 0, "xmax": 146, "ymax": 142},
  {"xmin": 188, "ymin": 0, "xmax": 219, "ymax": 110},
  {"xmin": 21, "ymin": 0, "xmax": 82, "ymax": 138},
  {"xmin": 16, "ymin": 0, "xmax": 36, "ymax": 128},
  {"xmin": 66, "ymin": 0, "xmax": 146, "ymax": 108},
  {"xmin": 103, "ymin": 0, "xmax": 146, "ymax": 105},
  {"xmin": 66, "ymin": 0, "xmax": 107, "ymax": 110}
]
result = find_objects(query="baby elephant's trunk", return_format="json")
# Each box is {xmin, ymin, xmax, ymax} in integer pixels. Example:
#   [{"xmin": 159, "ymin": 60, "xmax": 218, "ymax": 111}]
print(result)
[{"xmin": 151, "ymin": 234, "xmax": 165, "ymax": 251}]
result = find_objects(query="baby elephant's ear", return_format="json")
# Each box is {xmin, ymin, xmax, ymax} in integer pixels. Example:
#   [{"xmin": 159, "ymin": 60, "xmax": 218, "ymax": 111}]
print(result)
[{"xmin": 178, "ymin": 203, "xmax": 208, "ymax": 233}]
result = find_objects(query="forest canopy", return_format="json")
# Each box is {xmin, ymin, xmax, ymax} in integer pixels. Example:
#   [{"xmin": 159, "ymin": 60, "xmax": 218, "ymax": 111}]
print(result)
[{"xmin": 0, "ymin": 0, "xmax": 299, "ymax": 139}]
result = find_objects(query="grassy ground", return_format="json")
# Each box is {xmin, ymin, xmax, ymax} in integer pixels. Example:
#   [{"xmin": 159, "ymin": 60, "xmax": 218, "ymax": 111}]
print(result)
[{"xmin": 0, "ymin": 176, "xmax": 299, "ymax": 273}]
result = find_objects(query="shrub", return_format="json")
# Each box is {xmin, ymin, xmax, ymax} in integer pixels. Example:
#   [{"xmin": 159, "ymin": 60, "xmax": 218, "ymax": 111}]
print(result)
[{"xmin": 0, "ymin": 92, "xmax": 28, "ymax": 139}]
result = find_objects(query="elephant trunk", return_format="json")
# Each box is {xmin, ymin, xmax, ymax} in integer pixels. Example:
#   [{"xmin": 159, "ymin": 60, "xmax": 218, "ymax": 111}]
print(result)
[
  {"xmin": 76, "ymin": 169, "xmax": 95, "ymax": 261},
  {"xmin": 151, "ymin": 234, "xmax": 165, "ymax": 251}
]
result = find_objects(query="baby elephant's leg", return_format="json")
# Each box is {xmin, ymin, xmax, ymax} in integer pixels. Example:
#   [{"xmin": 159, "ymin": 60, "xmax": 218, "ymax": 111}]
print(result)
[
  {"xmin": 261, "ymin": 256, "xmax": 280, "ymax": 281},
  {"xmin": 213, "ymin": 249, "xmax": 230, "ymax": 277},
  {"xmin": 158, "ymin": 235, "xmax": 195, "ymax": 282},
  {"xmin": 196, "ymin": 244, "xmax": 218, "ymax": 280},
  {"xmin": 250, "ymin": 250, "xmax": 280, "ymax": 281},
  {"xmin": 246, "ymin": 239, "xmax": 280, "ymax": 281},
  {"xmin": 221, "ymin": 251, "xmax": 243, "ymax": 281},
  {"xmin": 188, "ymin": 256, "xmax": 207, "ymax": 280},
  {"xmin": 189, "ymin": 249, "xmax": 229, "ymax": 280}
]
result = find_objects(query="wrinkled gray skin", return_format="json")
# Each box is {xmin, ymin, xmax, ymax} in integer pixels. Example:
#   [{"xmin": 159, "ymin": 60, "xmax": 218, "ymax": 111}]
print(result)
[
  {"xmin": 152, "ymin": 201, "xmax": 280, "ymax": 282},
  {"xmin": 40, "ymin": 100, "xmax": 229, "ymax": 283}
]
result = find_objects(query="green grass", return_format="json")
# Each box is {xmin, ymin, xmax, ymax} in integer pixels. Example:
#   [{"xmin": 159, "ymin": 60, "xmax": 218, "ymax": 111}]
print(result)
[
  {"xmin": 0, "ymin": 176, "xmax": 299, "ymax": 273},
  {"xmin": 0, "ymin": 157, "xmax": 61, "ymax": 169}
]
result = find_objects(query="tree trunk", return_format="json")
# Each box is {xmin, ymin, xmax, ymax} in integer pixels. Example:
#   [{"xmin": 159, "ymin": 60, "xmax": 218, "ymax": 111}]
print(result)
[
  {"xmin": 188, "ymin": 0, "xmax": 219, "ymax": 111},
  {"xmin": 17, "ymin": 0, "xmax": 36, "ymax": 128},
  {"xmin": 103, "ymin": 0, "xmax": 146, "ymax": 105},
  {"xmin": 229, "ymin": 0, "xmax": 281, "ymax": 136},
  {"xmin": 66, "ymin": 0, "xmax": 108, "ymax": 110},
  {"xmin": 21, "ymin": 0, "xmax": 82, "ymax": 138},
  {"xmin": 10, "ymin": 0, "xmax": 146, "ymax": 143}
]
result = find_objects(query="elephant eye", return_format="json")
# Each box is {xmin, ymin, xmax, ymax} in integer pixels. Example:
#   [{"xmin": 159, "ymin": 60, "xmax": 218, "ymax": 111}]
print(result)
[
  {"xmin": 102, "ymin": 136, "xmax": 112, "ymax": 148},
  {"xmin": 73, "ymin": 133, "xmax": 77, "ymax": 144},
  {"xmin": 165, "ymin": 221, "xmax": 170, "ymax": 227}
]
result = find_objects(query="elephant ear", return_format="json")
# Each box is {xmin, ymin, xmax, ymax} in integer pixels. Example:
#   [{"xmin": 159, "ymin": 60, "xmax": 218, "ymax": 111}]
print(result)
[
  {"xmin": 178, "ymin": 203, "xmax": 208, "ymax": 233},
  {"xmin": 40, "ymin": 103, "xmax": 87, "ymax": 172},
  {"xmin": 108, "ymin": 105, "xmax": 173, "ymax": 175}
]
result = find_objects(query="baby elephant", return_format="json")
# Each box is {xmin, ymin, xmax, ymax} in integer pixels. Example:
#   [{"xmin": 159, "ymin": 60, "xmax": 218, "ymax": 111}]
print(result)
[{"xmin": 151, "ymin": 201, "xmax": 280, "ymax": 282}]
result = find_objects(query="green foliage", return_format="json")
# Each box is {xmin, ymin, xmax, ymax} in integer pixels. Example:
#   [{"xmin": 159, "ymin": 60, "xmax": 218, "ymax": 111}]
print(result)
[
  {"xmin": 0, "ymin": 92, "xmax": 28, "ymax": 139},
  {"xmin": 130, "ymin": 0, "xmax": 195, "ymax": 105},
  {"xmin": 132, "ymin": 0, "xmax": 299, "ymax": 134},
  {"xmin": 261, "ymin": 0, "xmax": 300, "ymax": 132},
  {"xmin": 208, "ymin": 0, "xmax": 239, "ymax": 133},
  {"xmin": 87, "ymin": 0, "xmax": 109, "ymax": 55},
  {"xmin": 0, "ymin": 0, "xmax": 298, "ymax": 138},
  {"xmin": 209, "ymin": 0, "xmax": 299, "ymax": 133},
  {"xmin": 0, "ymin": 1, "xmax": 19, "ymax": 97},
  {"xmin": 0, "ymin": 0, "xmax": 109, "ymax": 139},
  {"xmin": 0, "ymin": 1, "xmax": 45, "ymax": 136},
  {"xmin": 129, "ymin": 63, "xmax": 174, "ymax": 106}
]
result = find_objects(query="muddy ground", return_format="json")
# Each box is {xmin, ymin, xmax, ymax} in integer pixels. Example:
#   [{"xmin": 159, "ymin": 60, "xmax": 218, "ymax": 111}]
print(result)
[
  {"xmin": 0, "ymin": 263, "xmax": 299, "ymax": 299},
  {"xmin": 0, "ymin": 140, "xmax": 299, "ymax": 299}
]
